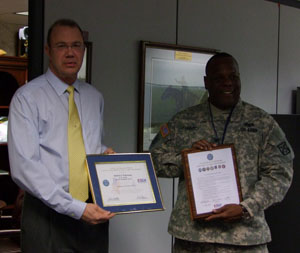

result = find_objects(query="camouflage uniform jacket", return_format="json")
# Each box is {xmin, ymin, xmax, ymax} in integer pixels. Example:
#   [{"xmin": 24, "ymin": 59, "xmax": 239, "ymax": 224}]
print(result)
[{"xmin": 150, "ymin": 99, "xmax": 294, "ymax": 245}]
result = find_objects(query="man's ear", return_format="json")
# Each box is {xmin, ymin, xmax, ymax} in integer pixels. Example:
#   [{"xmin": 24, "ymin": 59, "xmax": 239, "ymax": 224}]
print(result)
[
  {"xmin": 204, "ymin": 76, "xmax": 209, "ymax": 90},
  {"xmin": 45, "ymin": 44, "xmax": 50, "ymax": 58}
]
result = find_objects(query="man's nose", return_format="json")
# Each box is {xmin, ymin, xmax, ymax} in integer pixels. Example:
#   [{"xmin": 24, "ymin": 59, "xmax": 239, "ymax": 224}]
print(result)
[
  {"xmin": 65, "ymin": 47, "xmax": 75, "ymax": 55},
  {"xmin": 223, "ymin": 76, "xmax": 234, "ymax": 85}
]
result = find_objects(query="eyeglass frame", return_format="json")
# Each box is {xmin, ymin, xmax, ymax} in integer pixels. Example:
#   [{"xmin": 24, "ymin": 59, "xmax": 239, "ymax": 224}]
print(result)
[{"xmin": 51, "ymin": 42, "xmax": 85, "ymax": 52}]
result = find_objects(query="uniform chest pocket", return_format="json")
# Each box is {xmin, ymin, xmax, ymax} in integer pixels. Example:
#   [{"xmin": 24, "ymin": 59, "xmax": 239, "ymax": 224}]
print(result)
[
  {"xmin": 176, "ymin": 126, "xmax": 206, "ymax": 148},
  {"xmin": 238, "ymin": 126, "xmax": 262, "ymax": 148}
]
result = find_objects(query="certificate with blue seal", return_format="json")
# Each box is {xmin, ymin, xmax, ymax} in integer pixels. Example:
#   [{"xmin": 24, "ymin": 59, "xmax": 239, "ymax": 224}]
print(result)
[
  {"xmin": 181, "ymin": 144, "xmax": 242, "ymax": 220},
  {"xmin": 86, "ymin": 153, "xmax": 164, "ymax": 214}
]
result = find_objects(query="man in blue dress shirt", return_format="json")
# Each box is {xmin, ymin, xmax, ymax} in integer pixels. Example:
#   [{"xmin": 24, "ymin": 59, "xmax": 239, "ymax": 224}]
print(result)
[{"xmin": 8, "ymin": 19, "xmax": 115, "ymax": 252}]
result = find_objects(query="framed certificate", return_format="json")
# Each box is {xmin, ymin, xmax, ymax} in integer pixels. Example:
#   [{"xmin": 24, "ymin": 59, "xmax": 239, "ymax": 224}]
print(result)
[
  {"xmin": 86, "ymin": 153, "xmax": 164, "ymax": 214},
  {"xmin": 181, "ymin": 144, "xmax": 242, "ymax": 220}
]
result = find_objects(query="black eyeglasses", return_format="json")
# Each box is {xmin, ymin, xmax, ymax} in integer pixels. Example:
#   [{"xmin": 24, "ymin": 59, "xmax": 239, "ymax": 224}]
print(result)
[{"xmin": 52, "ymin": 42, "xmax": 84, "ymax": 52}]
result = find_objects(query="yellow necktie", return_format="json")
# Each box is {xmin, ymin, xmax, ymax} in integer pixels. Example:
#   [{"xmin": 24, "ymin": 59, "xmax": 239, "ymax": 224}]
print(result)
[{"xmin": 67, "ymin": 85, "xmax": 88, "ymax": 202}]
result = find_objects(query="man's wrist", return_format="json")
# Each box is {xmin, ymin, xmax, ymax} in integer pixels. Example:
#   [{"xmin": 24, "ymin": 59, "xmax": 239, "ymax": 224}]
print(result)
[{"xmin": 240, "ymin": 204, "xmax": 250, "ymax": 219}]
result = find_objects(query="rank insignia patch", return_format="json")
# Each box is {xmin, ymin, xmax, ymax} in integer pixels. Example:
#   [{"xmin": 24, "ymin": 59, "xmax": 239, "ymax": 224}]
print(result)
[
  {"xmin": 160, "ymin": 123, "xmax": 170, "ymax": 138},
  {"xmin": 277, "ymin": 141, "xmax": 291, "ymax": 156}
]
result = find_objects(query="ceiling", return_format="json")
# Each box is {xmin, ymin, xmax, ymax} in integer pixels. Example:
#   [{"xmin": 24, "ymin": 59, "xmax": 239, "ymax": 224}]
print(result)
[
  {"xmin": 0, "ymin": 0, "xmax": 300, "ymax": 27},
  {"xmin": 267, "ymin": 0, "xmax": 300, "ymax": 8},
  {"xmin": 0, "ymin": 0, "xmax": 28, "ymax": 25}
]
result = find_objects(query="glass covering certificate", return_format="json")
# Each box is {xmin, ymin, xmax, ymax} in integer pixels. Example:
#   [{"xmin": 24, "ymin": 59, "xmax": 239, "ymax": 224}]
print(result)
[
  {"xmin": 86, "ymin": 153, "xmax": 164, "ymax": 214},
  {"xmin": 96, "ymin": 161, "xmax": 155, "ymax": 206},
  {"xmin": 182, "ymin": 144, "xmax": 242, "ymax": 220}
]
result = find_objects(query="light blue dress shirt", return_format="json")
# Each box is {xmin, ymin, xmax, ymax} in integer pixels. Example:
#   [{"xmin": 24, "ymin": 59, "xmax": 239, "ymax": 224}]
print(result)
[{"xmin": 8, "ymin": 69, "xmax": 107, "ymax": 219}]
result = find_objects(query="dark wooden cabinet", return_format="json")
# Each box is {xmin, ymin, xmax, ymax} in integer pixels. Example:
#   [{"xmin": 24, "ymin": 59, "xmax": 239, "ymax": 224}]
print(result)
[
  {"xmin": 0, "ymin": 56, "xmax": 28, "ymax": 86},
  {"xmin": 0, "ymin": 56, "xmax": 26, "ymax": 204},
  {"xmin": 0, "ymin": 56, "xmax": 26, "ymax": 242}
]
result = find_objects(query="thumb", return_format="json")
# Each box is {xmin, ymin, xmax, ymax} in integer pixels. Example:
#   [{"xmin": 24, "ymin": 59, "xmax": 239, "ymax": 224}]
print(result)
[
  {"xmin": 97, "ymin": 206, "xmax": 111, "ymax": 214},
  {"xmin": 212, "ymin": 206, "xmax": 225, "ymax": 214}
]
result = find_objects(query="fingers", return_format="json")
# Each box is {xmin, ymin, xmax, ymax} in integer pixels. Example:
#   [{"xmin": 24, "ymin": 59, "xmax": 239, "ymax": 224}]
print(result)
[
  {"xmin": 204, "ymin": 204, "xmax": 243, "ymax": 222},
  {"xmin": 192, "ymin": 140, "xmax": 217, "ymax": 150},
  {"xmin": 96, "ymin": 206, "xmax": 116, "ymax": 221},
  {"xmin": 205, "ymin": 213, "xmax": 222, "ymax": 221},
  {"xmin": 205, "ymin": 213, "xmax": 240, "ymax": 222},
  {"xmin": 95, "ymin": 213, "xmax": 115, "ymax": 224},
  {"xmin": 103, "ymin": 147, "xmax": 115, "ymax": 154},
  {"xmin": 81, "ymin": 203, "xmax": 115, "ymax": 225},
  {"xmin": 204, "ymin": 207, "xmax": 226, "ymax": 221},
  {"xmin": 93, "ymin": 205, "xmax": 116, "ymax": 223}
]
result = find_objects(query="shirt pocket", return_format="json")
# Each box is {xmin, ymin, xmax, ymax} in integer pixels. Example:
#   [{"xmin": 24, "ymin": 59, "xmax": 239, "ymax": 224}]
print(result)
[{"xmin": 83, "ymin": 120, "xmax": 102, "ymax": 153}]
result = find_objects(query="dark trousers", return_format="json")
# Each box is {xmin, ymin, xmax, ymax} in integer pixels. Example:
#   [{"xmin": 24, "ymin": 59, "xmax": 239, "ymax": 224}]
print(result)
[{"xmin": 21, "ymin": 193, "xmax": 109, "ymax": 253}]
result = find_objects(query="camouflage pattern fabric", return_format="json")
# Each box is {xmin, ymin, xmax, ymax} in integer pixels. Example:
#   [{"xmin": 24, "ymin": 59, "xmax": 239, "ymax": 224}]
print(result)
[{"xmin": 150, "ymin": 99, "xmax": 294, "ymax": 246}]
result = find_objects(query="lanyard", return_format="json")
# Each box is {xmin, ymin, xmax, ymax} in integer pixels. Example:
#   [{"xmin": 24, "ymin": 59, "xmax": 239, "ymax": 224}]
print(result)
[{"xmin": 208, "ymin": 103, "xmax": 235, "ymax": 145}]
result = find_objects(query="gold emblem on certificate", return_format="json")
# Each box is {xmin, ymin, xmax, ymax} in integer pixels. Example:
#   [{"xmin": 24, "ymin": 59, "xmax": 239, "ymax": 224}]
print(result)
[{"xmin": 182, "ymin": 144, "xmax": 242, "ymax": 220}]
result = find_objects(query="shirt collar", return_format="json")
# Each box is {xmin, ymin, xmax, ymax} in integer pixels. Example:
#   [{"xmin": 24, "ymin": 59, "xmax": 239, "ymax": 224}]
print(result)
[
  {"xmin": 209, "ymin": 102, "xmax": 231, "ymax": 117},
  {"xmin": 45, "ymin": 69, "xmax": 81, "ymax": 96},
  {"xmin": 201, "ymin": 99, "xmax": 243, "ymax": 122}
]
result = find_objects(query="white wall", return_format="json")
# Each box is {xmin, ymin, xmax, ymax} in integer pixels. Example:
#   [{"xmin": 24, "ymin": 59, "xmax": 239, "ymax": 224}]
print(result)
[
  {"xmin": 44, "ymin": 1, "xmax": 300, "ymax": 252},
  {"xmin": 178, "ymin": 0, "xmax": 279, "ymax": 113},
  {"xmin": 44, "ymin": 1, "xmax": 176, "ymax": 252},
  {"xmin": 278, "ymin": 5, "xmax": 300, "ymax": 114}
]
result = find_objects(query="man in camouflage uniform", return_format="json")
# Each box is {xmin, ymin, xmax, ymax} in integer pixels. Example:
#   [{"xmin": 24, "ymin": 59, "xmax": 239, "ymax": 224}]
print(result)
[{"xmin": 150, "ymin": 53, "xmax": 294, "ymax": 252}]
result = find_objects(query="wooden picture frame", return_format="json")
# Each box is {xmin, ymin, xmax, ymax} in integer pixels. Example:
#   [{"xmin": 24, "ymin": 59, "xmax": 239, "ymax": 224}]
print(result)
[{"xmin": 181, "ymin": 144, "xmax": 243, "ymax": 220}]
